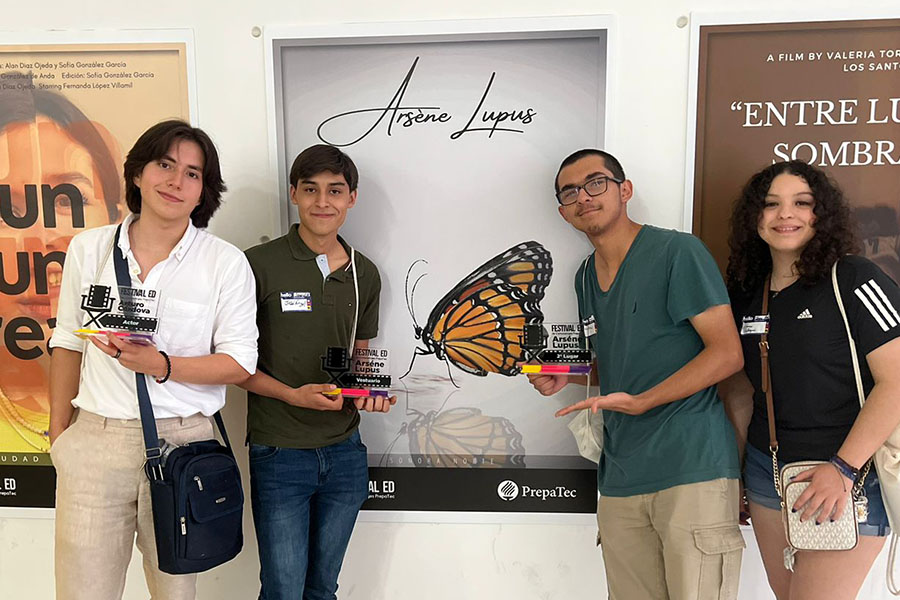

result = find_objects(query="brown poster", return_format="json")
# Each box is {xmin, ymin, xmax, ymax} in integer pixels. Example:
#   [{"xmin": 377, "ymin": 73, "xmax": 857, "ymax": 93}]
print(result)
[
  {"xmin": 0, "ymin": 40, "xmax": 191, "ymax": 508},
  {"xmin": 692, "ymin": 19, "xmax": 900, "ymax": 278}
]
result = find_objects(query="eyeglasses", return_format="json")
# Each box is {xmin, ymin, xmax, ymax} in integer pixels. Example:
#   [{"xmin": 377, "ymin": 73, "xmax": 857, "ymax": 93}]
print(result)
[{"xmin": 556, "ymin": 175, "xmax": 624, "ymax": 206}]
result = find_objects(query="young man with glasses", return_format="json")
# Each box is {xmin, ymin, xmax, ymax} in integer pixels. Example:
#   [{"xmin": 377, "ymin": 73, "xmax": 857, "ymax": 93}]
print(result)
[
  {"xmin": 528, "ymin": 149, "xmax": 746, "ymax": 600},
  {"xmin": 240, "ymin": 145, "xmax": 395, "ymax": 600}
]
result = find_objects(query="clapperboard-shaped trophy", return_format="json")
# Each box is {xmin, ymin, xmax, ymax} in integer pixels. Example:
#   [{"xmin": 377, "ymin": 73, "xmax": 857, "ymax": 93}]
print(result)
[
  {"xmin": 517, "ymin": 322, "xmax": 591, "ymax": 376},
  {"xmin": 74, "ymin": 283, "xmax": 158, "ymax": 344},
  {"xmin": 321, "ymin": 346, "xmax": 392, "ymax": 398}
]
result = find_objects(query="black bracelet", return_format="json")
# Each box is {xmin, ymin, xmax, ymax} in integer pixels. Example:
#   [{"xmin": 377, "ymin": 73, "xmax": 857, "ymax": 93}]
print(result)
[
  {"xmin": 830, "ymin": 454, "xmax": 860, "ymax": 482},
  {"xmin": 155, "ymin": 350, "xmax": 172, "ymax": 384}
]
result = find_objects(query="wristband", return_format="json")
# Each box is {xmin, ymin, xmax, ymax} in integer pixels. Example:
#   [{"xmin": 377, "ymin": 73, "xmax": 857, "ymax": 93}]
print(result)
[
  {"xmin": 829, "ymin": 454, "xmax": 860, "ymax": 483},
  {"xmin": 155, "ymin": 350, "xmax": 172, "ymax": 384}
]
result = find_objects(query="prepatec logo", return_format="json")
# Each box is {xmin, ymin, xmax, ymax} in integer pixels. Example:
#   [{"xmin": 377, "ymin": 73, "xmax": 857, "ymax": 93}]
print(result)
[{"xmin": 497, "ymin": 480, "xmax": 520, "ymax": 501}]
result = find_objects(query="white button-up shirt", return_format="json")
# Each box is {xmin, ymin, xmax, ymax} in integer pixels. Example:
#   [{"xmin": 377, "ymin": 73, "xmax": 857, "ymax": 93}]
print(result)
[{"xmin": 50, "ymin": 214, "xmax": 258, "ymax": 419}]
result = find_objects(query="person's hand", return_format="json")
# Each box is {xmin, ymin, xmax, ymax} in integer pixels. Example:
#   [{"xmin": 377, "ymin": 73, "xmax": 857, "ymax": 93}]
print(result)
[
  {"xmin": 284, "ymin": 384, "xmax": 344, "ymax": 411},
  {"xmin": 555, "ymin": 392, "xmax": 652, "ymax": 417},
  {"xmin": 791, "ymin": 463, "xmax": 855, "ymax": 524},
  {"xmin": 90, "ymin": 333, "xmax": 167, "ymax": 378},
  {"xmin": 353, "ymin": 394, "xmax": 397, "ymax": 413},
  {"xmin": 527, "ymin": 373, "xmax": 569, "ymax": 396}
]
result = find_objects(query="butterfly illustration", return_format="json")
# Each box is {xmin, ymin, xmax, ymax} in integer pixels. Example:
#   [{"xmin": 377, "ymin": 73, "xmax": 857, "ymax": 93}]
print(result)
[
  {"xmin": 402, "ymin": 241, "xmax": 553, "ymax": 382},
  {"xmin": 406, "ymin": 406, "xmax": 526, "ymax": 468},
  {"xmin": 379, "ymin": 384, "xmax": 526, "ymax": 469}
]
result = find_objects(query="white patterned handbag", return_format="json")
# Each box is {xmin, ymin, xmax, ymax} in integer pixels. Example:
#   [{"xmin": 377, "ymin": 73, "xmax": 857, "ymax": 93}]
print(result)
[{"xmin": 780, "ymin": 461, "xmax": 859, "ymax": 553}]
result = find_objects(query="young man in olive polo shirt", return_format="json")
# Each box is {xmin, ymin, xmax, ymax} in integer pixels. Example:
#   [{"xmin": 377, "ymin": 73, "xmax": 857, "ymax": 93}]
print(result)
[{"xmin": 241, "ymin": 145, "xmax": 395, "ymax": 600}]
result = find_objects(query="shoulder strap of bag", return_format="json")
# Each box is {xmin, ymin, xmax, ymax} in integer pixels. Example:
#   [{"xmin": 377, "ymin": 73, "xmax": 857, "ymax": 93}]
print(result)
[
  {"xmin": 111, "ymin": 225, "xmax": 164, "ymax": 479},
  {"xmin": 759, "ymin": 277, "xmax": 784, "ymax": 496},
  {"xmin": 831, "ymin": 261, "xmax": 865, "ymax": 409},
  {"xmin": 832, "ymin": 260, "xmax": 900, "ymax": 595},
  {"xmin": 111, "ymin": 225, "xmax": 233, "ymax": 482},
  {"xmin": 831, "ymin": 260, "xmax": 872, "ymax": 492}
]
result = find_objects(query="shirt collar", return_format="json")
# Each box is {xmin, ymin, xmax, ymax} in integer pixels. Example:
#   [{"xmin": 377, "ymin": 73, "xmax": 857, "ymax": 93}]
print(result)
[
  {"xmin": 287, "ymin": 224, "xmax": 354, "ymax": 281},
  {"xmin": 118, "ymin": 213, "xmax": 198, "ymax": 263}
]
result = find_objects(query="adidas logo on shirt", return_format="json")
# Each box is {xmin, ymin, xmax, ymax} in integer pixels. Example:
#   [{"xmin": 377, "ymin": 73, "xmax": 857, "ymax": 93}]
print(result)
[
  {"xmin": 855, "ymin": 279, "xmax": 900, "ymax": 332},
  {"xmin": 796, "ymin": 308, "xmax": 813, "ymax": 320}
]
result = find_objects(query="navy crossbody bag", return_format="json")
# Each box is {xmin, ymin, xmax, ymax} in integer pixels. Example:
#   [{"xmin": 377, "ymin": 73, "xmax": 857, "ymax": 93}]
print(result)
[{"xmin": 112, "ymin": 224, "xmax": 243, "ymax": 574}]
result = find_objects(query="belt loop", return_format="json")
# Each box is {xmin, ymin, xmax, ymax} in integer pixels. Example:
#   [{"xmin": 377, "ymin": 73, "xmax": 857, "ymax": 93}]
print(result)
[
  {"xmin": 180, "ymin": 416, "xmax": 186, "ymax": 426},
  {"xmin": 102, "ymin": 417, "xmax": 109, "ymax": 429}
]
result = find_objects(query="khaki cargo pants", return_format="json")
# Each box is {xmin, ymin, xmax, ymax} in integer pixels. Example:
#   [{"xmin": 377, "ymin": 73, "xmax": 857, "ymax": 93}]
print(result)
[{"xmin": 597, "ymin": 478, "xmax": 744, "ymax": 600}]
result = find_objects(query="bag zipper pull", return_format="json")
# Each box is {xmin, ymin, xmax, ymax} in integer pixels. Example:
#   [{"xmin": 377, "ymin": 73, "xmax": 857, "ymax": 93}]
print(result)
[
  {"xmin": 180, "ymin": 516, "xmax": 186, "ymax": 535},
  {"xmin": 194, "ymin": 475, "xmax": 203, "ymax": 491}
]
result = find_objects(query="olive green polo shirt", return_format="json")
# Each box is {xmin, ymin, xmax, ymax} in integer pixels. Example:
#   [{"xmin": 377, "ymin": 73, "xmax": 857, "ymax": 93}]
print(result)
[{"xmin": 245, "ymin": 225, "xmax": 381, "ymax": 449}]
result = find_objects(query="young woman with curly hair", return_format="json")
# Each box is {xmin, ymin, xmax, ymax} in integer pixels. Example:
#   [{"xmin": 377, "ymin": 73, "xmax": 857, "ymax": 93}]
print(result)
[{"xmin": 720, "ymin": 160, "xmax": 900, "ymax": 599}]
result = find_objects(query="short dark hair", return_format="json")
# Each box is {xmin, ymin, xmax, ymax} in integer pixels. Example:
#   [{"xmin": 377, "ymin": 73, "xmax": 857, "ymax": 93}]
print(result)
[
  {"xmin": 0, "ymin": 71, "xmax": 121, "ymax": 221},
  {"xmin": 554, "ymin": 149, "xmax": 626, "ymax": 193},
  {"xmin": 123, "ymin": 120, "xmax": 225, "ymax": 228},
  {"xmin": 726, "ymin": 160, "xmax": 859, "ymax": 295},
  {"xmin": 289, "ymin": 144, "xmax": 358, "ymax": 191}
]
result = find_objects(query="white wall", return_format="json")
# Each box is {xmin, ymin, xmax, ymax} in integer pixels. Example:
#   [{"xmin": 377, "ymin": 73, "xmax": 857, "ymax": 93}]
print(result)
[{"xmin": 2, "ymin": 1, "xmax": 899, "ymax": 598}]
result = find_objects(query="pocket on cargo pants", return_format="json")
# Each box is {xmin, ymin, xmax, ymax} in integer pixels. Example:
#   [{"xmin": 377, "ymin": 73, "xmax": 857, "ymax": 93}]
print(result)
[{"xmin": 693, "ymin": 524, "xmax": 745, "ymax": 600}]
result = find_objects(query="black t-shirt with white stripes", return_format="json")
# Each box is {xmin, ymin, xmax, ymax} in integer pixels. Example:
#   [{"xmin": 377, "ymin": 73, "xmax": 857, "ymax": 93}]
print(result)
[{"xmin": 731, "ymin": 255, "xmax": 900, "ymax": 463}]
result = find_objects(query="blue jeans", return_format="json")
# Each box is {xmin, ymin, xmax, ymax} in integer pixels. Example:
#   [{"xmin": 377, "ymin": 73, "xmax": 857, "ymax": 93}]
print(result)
[{"xmin": 250, "ymin": 430, "xmax": 370, "ymax": 600}]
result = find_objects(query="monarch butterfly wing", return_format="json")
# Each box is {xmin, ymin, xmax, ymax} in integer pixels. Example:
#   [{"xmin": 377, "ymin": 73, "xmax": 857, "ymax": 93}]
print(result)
[
  {"xmin": 426, "ymin": 241, "xmax": 553, "ymax": 312},
  {"xmin": 422, "ymin": 241, "xmax": 553, "ymax": 376},
  {"xmin": 409, "ymin": 408, "xmax": 525, "ymax": 468},
  {"xmin": 431, "ymin": 282, "xmax": 542, "ymax": 376}
]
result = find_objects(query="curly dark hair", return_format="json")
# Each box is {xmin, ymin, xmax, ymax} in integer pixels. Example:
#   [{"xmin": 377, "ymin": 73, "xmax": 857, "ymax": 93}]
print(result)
[{"xmin": 726, "ymin": 160, "xmax": 859, "ymax": 295}]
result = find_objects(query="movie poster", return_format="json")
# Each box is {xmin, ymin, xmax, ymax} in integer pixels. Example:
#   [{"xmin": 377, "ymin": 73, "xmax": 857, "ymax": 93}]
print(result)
[
  {"xmin": 689, "ymin": 18, "xmax": 900, "ymax": 276},
  {"xmin": 0, "ymin": 36, "xmax": 192, "ymax": 509},
  {"xmin": 268, "ymin": 20, "xmax": 612, "ymax": 517}
]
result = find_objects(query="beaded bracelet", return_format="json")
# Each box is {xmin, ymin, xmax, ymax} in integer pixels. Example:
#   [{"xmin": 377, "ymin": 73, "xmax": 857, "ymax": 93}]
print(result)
[
  {"xmin": 829, "ymin": 454, "xmax": 860, "ymax": 483},
  {"xmin": 155, "ymin": 350, "xmax": 172, "ymax": 384}
]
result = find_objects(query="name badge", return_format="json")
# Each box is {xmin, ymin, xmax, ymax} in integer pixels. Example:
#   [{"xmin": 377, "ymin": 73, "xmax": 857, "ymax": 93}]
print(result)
[
  {"xmin": 582, "ymin": 314, "xmax": 597, "ymax": 337},
  {"xmin": 740, "ymin": 315, "xmax": 770, "ymax": 335},
  {"xmin": 281, "ymin": 291, "xmax": 311, "ymax": 312}
]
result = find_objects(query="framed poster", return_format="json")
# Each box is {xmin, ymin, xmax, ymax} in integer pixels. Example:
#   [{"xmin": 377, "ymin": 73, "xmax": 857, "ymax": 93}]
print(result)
[
  {"xmin": 265, "ymin": 16, "xmax": 614, "ymax": 520},
  {"xmin": 0, "ymin": 30, "xmax": 196, "ymax": 513},
  {"xmin": 686, "ymin": 10, "xmax": 900, "ymax": 276}
]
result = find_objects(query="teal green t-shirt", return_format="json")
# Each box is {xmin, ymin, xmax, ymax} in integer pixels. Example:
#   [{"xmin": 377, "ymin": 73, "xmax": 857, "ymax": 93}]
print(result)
[{"xmin": 575, "ymin": 225, "xmax": 740, "ymax": 496}]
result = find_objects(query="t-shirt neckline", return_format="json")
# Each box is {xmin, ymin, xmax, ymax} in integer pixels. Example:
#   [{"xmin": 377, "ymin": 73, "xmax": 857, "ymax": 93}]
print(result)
[{"xmin": 590, "ymin": 225, "xmax": 648, "ymax": 296}]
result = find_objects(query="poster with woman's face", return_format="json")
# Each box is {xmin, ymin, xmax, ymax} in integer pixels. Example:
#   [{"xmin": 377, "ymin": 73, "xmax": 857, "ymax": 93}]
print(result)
[
  {"xmin": 0, "ymin": 40, "xmax": 190, "ymax": 507},
  {"xmin": 0, "ymin": 116, "xmax": 121, "ymax": 451}
]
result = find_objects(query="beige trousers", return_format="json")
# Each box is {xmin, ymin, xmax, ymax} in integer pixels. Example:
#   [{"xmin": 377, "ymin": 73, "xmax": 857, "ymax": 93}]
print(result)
[
  {"xmin": 597, "ymin": 478, "xmax": 745, "ymax": 600},
  {"xmin": 52, "ymin": 409, "xmax": 214, "ymax": 600}
]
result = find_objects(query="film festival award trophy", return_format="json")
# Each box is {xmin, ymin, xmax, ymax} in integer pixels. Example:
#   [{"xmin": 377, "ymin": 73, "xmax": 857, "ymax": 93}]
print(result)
[
  {"xmin": 75, "ymin": 283, "xmax": 158, "ymax": 345},
  {"xmin": 518, "ymin": 321, "xmax": 602, "ymax": 462},
  {"xmin": 517, "ymin": 322, "xmax": 591, "ymax": 377},
  {"xmin": 321, "ymin": 346, "xmax": 392, "ymax": 399}
]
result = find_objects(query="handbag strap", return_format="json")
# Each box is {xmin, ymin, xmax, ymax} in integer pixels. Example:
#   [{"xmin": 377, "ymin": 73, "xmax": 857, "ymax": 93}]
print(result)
[
  {"xmin": 831, "ymin": 261, "xmax": 865, "ymax": 409},
  {"xmin": 759, "ymin": 277, "xmax": 784, "ymax": 496},
  {"xmin": 829, "ymin": 261, "xmax": 871, "ymax": 496},
  {"xmin": 111, "ymin": 224, "xmax": 233, "ymax": 481}
]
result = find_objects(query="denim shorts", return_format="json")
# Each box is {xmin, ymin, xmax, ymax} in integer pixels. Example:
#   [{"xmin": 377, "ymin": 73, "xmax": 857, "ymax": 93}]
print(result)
[{"xmin": 743, "ymin": 443, "xmax": 890, "ymax": 537}]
